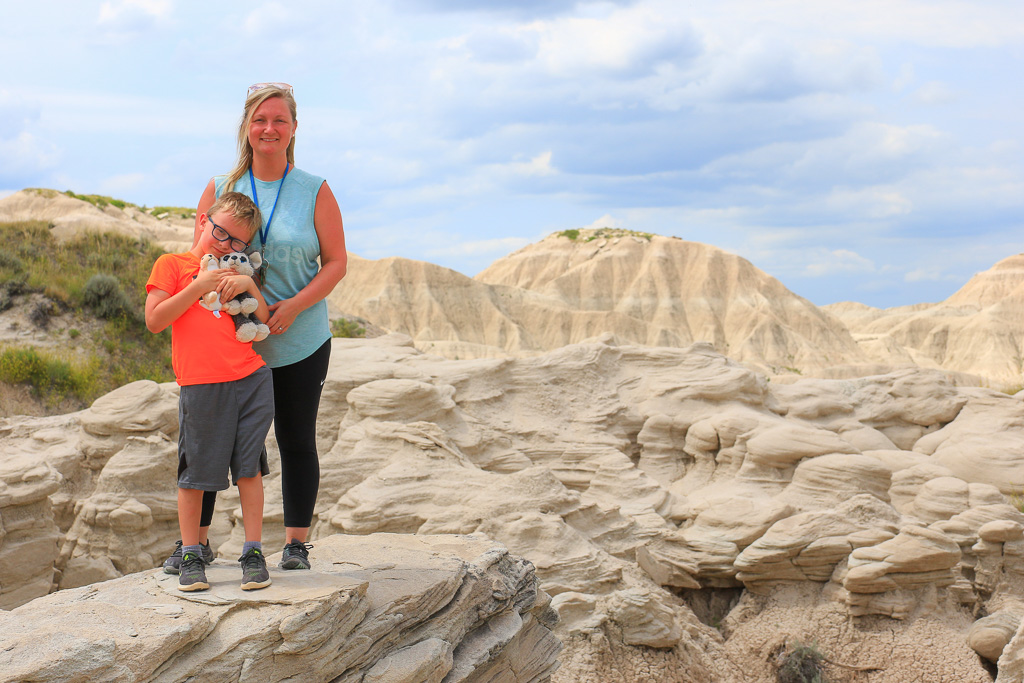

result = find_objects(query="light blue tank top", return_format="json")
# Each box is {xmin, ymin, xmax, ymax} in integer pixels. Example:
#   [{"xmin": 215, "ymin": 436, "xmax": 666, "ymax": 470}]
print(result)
[{"xmin": 215, "ymin": 167, "xmax": 331, "ymax": 368}]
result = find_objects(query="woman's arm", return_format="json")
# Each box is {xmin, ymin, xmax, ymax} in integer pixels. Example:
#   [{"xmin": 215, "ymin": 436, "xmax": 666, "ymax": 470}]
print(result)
[
  {"xmin": 266, "ymin": 181, "xmax": 347, "ymax": 332},
  {"xmin": 192, "ymin": 179, "xmax": 217, "ymax": 248}
]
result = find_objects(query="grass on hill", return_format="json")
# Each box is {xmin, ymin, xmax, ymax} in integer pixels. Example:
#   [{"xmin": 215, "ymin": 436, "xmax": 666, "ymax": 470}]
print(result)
[
  {"xmin": 26, "ymin": 188, "xmax": 194, "ymax": 220},
  {"xmin": 0, "ymin": 220, "xmax": 173, "ymax": 410},
  {"xmin": 557, "ymin": 227, "xmax": 654, "ymax": 242}
]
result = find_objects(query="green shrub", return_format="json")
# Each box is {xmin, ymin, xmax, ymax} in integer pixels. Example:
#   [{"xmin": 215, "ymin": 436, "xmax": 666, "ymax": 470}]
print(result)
[
  {"xmin": 331, "ymin": 317, "xmax": 366, "ymax": 338},
  {"xmin": 0, "ymin": 346, "xmax": 100, "ymax": 405},
  {"xmin": 777, "ymin": 641, "xmax": 829, "ymax": 683},
  {"xmin": 150, "ymin": 206, "xmax": 194, "ymax": 219},
  {"xmin": 0, "ymin": 221, "xmax": 174, "ymax": 410},
  {"xmin": 63, "ymin": 190, "xmax": 129, "ymax": 210},
  {"xmin": 83, "ymin": 274, "xmax": 135, "ymax": 320},
  {"xmin": 558, "ymin": 229, "xmax": 580, "ymax": 241}
]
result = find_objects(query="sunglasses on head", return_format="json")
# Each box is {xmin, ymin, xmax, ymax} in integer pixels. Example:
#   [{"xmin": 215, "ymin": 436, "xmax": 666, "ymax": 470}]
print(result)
[{"xmin": 248, "ymin": 82, "xmax": 294, "ymax": 95}]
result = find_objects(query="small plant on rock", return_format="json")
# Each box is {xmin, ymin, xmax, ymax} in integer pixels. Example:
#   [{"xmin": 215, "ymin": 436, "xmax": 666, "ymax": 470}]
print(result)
[
  {"xmin": 777, "ymin": 641, "xmax": 829, "ymax": 683},
  {"xmin": 331, "ymin": 317, "xmax": 366, "ymax": 338}
]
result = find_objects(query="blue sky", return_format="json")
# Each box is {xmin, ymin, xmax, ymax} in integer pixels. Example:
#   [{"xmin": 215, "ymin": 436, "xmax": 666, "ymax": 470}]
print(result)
[{"xmin": 2, "ymin": 0, "xmax": 1022, "ymax": 308}]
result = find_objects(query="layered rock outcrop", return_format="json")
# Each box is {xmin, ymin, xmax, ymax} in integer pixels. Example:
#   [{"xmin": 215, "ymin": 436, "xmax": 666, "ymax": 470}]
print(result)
[
  {"xmin": 0, "ymin": 533, "xmax": 560, "ymax": 683},
  {"xmin": 5, "ymin": 335, "xmax": 1024, "ymax": 680}
]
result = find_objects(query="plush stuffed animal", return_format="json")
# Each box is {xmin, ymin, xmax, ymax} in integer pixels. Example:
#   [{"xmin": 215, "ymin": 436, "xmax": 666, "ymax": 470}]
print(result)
[{"xmin": 198, "ymin": 251, "xmax": 270, "ymax": 343}]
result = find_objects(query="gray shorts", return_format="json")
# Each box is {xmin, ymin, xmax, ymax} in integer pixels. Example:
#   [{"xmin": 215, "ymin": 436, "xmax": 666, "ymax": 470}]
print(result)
[{"xmin": 177, "ymin": 366, "xmax": 273, "ymax": 490}]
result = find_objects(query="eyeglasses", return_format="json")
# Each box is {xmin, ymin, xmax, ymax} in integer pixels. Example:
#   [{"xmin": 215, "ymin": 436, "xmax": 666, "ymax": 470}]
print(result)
[
  {"xmin": 208, "ymin": 217, "xmax": 251, "ymax": 252},
  {"xmin": 248, "ymin": 82, "xmax": 293, "ymax": 95}
]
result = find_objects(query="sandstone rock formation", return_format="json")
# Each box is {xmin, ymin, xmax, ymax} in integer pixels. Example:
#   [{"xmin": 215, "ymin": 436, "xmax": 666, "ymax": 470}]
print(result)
[
  {"xmin": 0, "ymin": 188, "xmax": 193, "ymax": 251},
  {"xmin": 0, "ymin": 533, "xmax": 561, "ymax": 683},
  {"xmin": 5, "ymin": 335, "xmax": 1024, "ymax": 680},
  {"xmin": 328, "ymin": 230, "xmax": 879, "ymax": 379},
  {"xmin": 828, "ymin": 252, "xmax": 1024, "ymax": 389}
]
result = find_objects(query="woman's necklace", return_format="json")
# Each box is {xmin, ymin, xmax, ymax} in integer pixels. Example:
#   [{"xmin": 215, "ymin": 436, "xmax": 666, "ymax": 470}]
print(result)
[{"xmin": 249, "ymin": 163, "xmax": 290, "ymax": 284}]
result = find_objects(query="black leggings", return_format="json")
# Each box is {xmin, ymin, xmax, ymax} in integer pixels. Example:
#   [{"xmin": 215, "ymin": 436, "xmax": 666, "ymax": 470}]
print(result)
[{"xmin": 200, "ymin": 339, "xmax": 331, "ymax": 529}]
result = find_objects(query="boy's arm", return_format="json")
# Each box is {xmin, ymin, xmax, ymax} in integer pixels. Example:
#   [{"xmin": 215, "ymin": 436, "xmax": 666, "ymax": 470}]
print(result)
[{"xmin": 146, "ymin": 268, "xmax": 229, "ymax": 333}]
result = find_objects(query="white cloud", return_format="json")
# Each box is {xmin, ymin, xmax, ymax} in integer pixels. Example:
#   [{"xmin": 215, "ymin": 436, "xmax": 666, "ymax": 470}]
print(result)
[
  {"xmin": 427, "ymin": 236, "xmax": 533, "ymax": 258},
  {"xmin": 507, "ymin": 151, "xmax": 555, "ymax": 176},
  {"xmin": 0, "ymin": 132, "xmax": 60, "ymax": 183},
  {"xmin": 904, "ymin": 267, "xmax": 961, "ymax": 283},
  {"xmin": 911, "ymin": 81, "xmax": 958, "ymax": 106},
  {"xmin": 582, "ymin": 214, "xmax": 622, "ymax": 231},
  {"xmin": 99, "ymin": 173, "xmax": 147, "ymax": 196},
  {"xmin": 803, "ymin": 248, "xmax": 876, "ymax": 277}
]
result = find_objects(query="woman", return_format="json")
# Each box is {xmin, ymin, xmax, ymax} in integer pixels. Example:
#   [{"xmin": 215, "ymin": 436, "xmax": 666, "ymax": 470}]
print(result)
[{"xmin": 164, "ymin": 82, "xmax": 346, "ymax": 573}]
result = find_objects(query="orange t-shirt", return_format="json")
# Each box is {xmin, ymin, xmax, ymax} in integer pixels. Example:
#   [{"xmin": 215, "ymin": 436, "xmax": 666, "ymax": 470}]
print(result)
[{"xmin": 146, "ymin": 252, "xmax": 266, "ymax": 386}]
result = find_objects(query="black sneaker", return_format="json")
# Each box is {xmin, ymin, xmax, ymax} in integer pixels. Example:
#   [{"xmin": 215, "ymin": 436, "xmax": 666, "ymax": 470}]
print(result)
[
  {"xmin": 177, "ymin": 552, "xmax": 210, "ymax": 592},
  {"xmin": 163, "ymin": 540, "xmax": 214, "ymax": 574},
  {"xmin": 280, "ymin": 539, "xmax": 313, "ymax": 570},
  {"xmin": 239, "ymin": 547, "xmax": 272, "ymax": 590}
]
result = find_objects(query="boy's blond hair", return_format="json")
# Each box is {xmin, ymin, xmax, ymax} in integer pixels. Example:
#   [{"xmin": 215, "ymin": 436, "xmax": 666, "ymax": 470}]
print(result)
[{"xmin": 207, "ymin": 192, "xmax": 263, "ymax": 241}]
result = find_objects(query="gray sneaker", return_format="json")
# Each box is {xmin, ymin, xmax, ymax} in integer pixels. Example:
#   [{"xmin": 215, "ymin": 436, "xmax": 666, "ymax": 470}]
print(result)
[
  {"xmin": 177, "ymin": 552, "xmax": 210, "ymax": 592},
  {"xmin": 163, "ymin": 540, "xmax": 214, "ymax": 574},
  {"xmin": 239, "ymin": 548, "xmax": 272, "ymax": 591},
  {"xmin": 280, "ymin": 539, "xmax": 313, "ymax": 570}
]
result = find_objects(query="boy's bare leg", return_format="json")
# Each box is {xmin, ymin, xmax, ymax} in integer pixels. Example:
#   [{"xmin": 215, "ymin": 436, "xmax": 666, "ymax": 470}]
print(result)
[
  {"xmin": 237, "ymin": 475, "xmax": 264, "ymax": 543},
  {"xmin": 178, "ymin": 488, "xmax": 204, "ymax": 546},
  {"xmin": 177, "ymin": 488, "xmax": 210, "ymax": 590},
  {"xmin": 285, "ymin": 526, "xmax": 308, "ymax": 543},
  {"xmin": 199, "ymin": 527, "xmax": 210, "ymax": 544},
  {"xmin": 237, "ymin": 474, "xmax": 271, "ymax": 590}
]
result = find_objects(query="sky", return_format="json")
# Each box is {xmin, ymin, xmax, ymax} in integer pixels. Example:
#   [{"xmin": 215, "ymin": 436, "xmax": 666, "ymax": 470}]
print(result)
[{"xmin": 2, "ymin": 0, "xmax": 1022, "ymax": 308}]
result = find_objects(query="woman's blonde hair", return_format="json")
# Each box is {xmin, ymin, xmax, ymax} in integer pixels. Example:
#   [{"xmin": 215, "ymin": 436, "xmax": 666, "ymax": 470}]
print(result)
[{"xmin": 223, "ymin": 86, "xmax": 298, "ymax": 190}]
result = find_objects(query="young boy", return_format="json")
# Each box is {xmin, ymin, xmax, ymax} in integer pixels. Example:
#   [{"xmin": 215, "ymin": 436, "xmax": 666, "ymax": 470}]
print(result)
[{"xmin": 145, "ymin": 192, "xmax": 274, "ymax": 592}]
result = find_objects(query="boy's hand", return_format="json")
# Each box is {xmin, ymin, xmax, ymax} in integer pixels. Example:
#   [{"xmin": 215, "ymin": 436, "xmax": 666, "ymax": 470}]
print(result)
[
  {"xmin": 193, "ymin": 267, "xmax": 232, "ymax": 292},
  {"xmin": 217, "ymin": 274, "xmax": 254, "ymax": 301}
]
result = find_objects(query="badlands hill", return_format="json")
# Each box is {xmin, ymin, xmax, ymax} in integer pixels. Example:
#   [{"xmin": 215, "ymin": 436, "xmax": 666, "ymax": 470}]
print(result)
[
  {"xmin": 329, "ymin": 230, "xmax": 873, "ymax": 378},
  {"xmin": 0, "ymin": 188, "xmax": 194, "ymax": 252},
  {"xmin": 329, "ymin": 228, "xmax": 1024, "ymax": 388},
  {"xmin": 828, "ymin": 253, "xmax": 1024, "ymax": 388}
]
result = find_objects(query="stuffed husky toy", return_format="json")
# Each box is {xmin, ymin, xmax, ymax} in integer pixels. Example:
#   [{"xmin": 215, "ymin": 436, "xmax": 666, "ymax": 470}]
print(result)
[{"xmin": 198, "ymin": 251, "xmax": 270, "ymax": 343}]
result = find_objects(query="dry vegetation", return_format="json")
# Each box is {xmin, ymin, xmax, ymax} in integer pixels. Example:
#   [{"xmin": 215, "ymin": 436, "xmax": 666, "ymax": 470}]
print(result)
[{"xmin": 0, "ymin": 220, "xmax": 172, "ymax": 414}]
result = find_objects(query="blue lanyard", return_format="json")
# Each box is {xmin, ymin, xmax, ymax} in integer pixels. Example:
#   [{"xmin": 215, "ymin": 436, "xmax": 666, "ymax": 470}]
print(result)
[{"xmin": 249, "ymin": 163, "xmax": 290, "ymax": 246}]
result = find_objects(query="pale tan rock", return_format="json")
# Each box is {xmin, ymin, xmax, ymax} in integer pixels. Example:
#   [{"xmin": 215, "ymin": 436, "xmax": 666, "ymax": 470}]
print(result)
[
  {"xmin": 971, "ymin": 609, "xmax": 1024, "ymax": 664},
  {"xmin": 777, "ymin": 453, "xmax": 891, "ymax": 509},
  {"xmin": 58, "ymin": 434, "xmax": 179, "ymax": 590},
  {"xmin": 914, "ymin": 390, "xmax": 1024, "ymax": 494},
  {"xmin": 0, "ymin": 449, "xmax": 62, "ymax": 609},
  {"xmin": 981, "ymin": 520, "xmax": 1024, "ymax": 543},
  {"xmin": 744, "ymin": 422, "xmax": 860, "ymax": 469},
  {"xmin": 735, "ymin": 495, "xmax": 899, "ymax": 588},
  {"xmin": 888, "ymin": 462, "xmax": 957, "ymax": 514},
  {"xmin": 910, "ymin": 476, "xmax": 971, "ymax": 523},
  {"xmin": 839, "ymin": 526, "xmax": 962, "ymax": 618},
  {"xmin": 605, "ymin": 587, "xmax": 682, "ymax": 648},
  {"xmin": 0, "ymin": 533, "xmax": 560, "ymax": 683}
]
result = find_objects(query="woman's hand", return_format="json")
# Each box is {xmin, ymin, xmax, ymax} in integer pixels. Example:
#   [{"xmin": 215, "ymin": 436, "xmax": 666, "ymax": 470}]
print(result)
[
  {"xmin": 217, "ymin": 274, "xmax": 253, "ymax": 302},
  {"xmin": 267, "ymin": 298, "xmax": 301, "ymax": 335}
]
